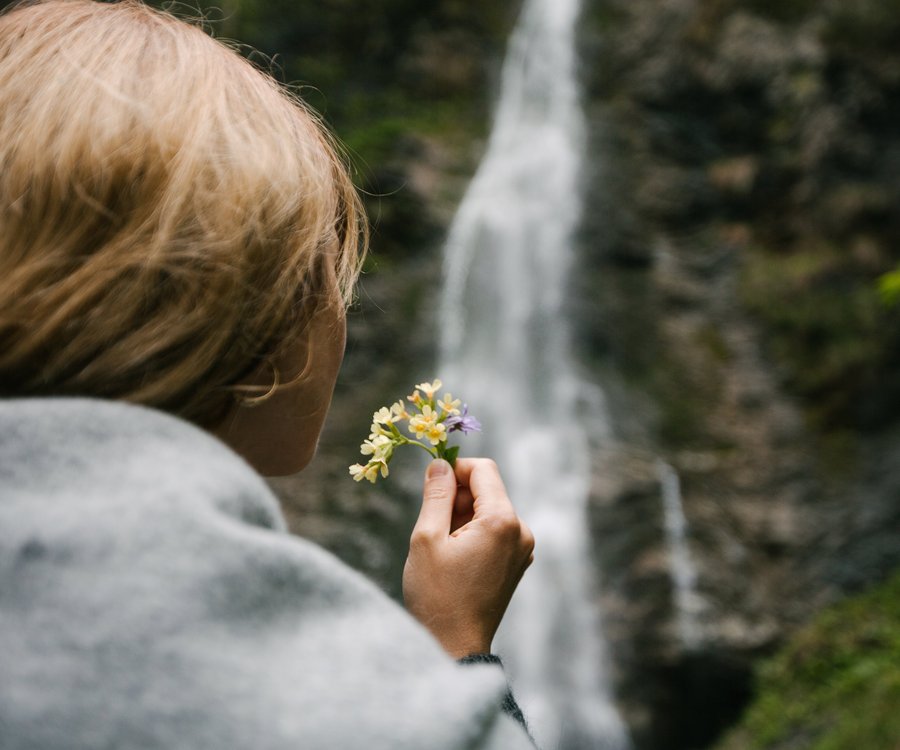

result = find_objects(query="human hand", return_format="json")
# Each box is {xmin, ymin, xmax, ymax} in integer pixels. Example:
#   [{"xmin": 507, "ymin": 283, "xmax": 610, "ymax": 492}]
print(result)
[{"xmin": 402, "ymin": 458, "xmax": 535, "ymax": 659}]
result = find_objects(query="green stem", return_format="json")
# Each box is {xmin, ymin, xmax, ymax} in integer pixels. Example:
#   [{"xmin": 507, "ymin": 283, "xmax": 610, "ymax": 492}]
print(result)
[{"xmin": 397, "ymin": 436, "xmax": 438, "ymax": 458}]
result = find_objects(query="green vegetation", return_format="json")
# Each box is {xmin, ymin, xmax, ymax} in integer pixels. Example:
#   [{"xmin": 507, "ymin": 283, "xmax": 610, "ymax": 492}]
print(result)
[
  {"xmin": 879, "ymin": 268, "xmax": 900, "ymax": 308},
  {"xmin": 687, "ymin": 0, "xmax": 900, "ymax": 44},
  {"xmin": 173, "ymin": 0, "xmax": 508, "ymax": 164},
  {"xmin": 716, "ymin": 569, "xmax": 900, "ymax": 750},
  {"xmin": 819, "ymin": 0, "xmax": 900, "ymax": 49},
  {"xmin": 148, "ymin": 0, "xmax": 513, "ymax": 265},
  {"xmin": 339, "ymin": 94, "xmax": 485, "ymax": 171},
  {"xmin": 723, "ymin": 0, "xmax": 900, "ymax": 436},
  {"xmin": 740, "ymin": 245, "xmax": 900, "ymax": 432}
]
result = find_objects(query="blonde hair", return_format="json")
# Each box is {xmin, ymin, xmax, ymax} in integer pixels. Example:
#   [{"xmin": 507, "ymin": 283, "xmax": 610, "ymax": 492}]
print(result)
[{"xmin": 0, "ymin": 0, "xmax": 366, "ymax": 428}]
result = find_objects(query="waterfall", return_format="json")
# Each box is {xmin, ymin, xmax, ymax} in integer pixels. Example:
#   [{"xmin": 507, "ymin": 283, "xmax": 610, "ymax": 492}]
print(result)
[
  {"xmin": 656, "ymin": 461, "xmax": 704, "ymax": 650},
  {"xmin": 438, "ymin": 0, "xmax": 630, "ymax": 747}
]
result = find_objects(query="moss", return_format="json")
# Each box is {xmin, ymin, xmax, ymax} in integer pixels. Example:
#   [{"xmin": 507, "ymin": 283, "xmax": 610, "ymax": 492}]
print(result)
[
  {"xmin": 716, "ymin": 569, "xmax": 900, "ymax": 750},
  {"xmin": 340, "ymin": 93, "xmax": 485, "ymax": 169},
  {"xmin": 685, "ymin": 0, "xmax": 822, "ymax": 28},
  {"xmin": 739, "ymin": 243, "xmax": 900, "ymax": 432},
  {"xmin": 814, "ymin": 429, "xmax": 860, "ymax": 479},
  {"xmin": 742, "ymin": 0, "xmax": 819, "ymax": 24},
  {"xmin": 821, "ymin": 0, "xmax": 900, "ymax": 50},
  {"xmin": 878, "ymin": 267, "xmax": 900, "ymax": 308},
  {"xmin": 640, "ymin": 331, "xmax": 724, "ymax": 449},
  {"xmin": 657, "ymin": 382, "xmax": 705, "ymax": 446},
  {"xmin": 583, "ymin": 1, "xmax": 628, "ymax": 30},
  {"xmin": 696, "ymin": 323, "xmax": 733, "ymax": 364}
]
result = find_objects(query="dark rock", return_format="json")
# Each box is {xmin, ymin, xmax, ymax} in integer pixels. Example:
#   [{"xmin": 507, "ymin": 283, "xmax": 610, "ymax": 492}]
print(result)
[{"xmin": 580, "ymin": 1, "xmax": 900, "ymax": 747}]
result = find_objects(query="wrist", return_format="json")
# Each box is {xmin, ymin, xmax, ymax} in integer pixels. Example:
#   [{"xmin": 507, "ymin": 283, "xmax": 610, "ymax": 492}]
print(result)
[{"xmin": 430, "ymin": 627, "xmax": 492, "ymax": 660}]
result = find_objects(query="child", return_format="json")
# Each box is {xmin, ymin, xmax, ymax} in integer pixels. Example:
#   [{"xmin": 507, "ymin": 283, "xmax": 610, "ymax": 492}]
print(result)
[{"xmin": 0, "ymin": 1, "xmax": 536, "ymax": 748}]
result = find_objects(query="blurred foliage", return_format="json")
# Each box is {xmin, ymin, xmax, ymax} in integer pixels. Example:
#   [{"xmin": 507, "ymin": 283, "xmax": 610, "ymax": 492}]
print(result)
[
  {"xmin": 741, "ymin": 246, "xmax": 900, "ymax": 431},
  {"xmin": 878, "ymin": 267, "xmax": 900, "ymax": 308},
  {"xmin": 145, "ymin": 0, "xmax": 517, "ymax": 263},
  {"xmin": 167, "ymin": 0, "xmax": 513, "ymax": 165},
  {"xmin": 820, "ymin": 0, "xmax": 900, "ymax": 50},
  {"xmin": 715, "ymin": 568, "xmax": 900, "ymax": 750},
  {"xmin": 683, "ymin": 0, "xmax": 900, "ymax": 49}
]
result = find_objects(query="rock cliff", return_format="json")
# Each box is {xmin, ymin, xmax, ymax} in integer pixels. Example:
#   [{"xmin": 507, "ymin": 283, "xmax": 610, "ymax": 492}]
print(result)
[{"xmin": 579, "ymin": 1, "xmax": 900, "ymax": 747}]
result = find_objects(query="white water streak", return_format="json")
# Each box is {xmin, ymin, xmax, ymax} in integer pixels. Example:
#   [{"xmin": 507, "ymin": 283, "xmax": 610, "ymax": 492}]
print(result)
[
  {"xmin": 656, "ymin": 460, "xmax": 704, "ymax": 650},
  {"xmin": 439, "ymin": 0, "xmax": 630, "ymax": 747}
]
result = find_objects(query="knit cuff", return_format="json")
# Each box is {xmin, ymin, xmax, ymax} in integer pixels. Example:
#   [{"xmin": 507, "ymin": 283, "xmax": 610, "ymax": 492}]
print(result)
[
  {"xmin": 457, "ymin": 653, "xmax": 530, "ymax": 736},
  {"xmin": 457, "ymin": 653, "xmax": 503, "ymax": 668}
]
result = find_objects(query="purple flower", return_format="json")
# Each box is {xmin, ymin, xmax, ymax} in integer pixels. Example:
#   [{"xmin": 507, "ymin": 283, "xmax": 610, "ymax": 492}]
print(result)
[{"xmin": 445, "ymin": 405, "xmax": 481, "ymax": 434}]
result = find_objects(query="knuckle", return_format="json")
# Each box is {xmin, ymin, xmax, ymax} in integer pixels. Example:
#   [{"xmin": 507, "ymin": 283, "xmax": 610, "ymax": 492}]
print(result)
[
  {"xmin": 485, "ymin": 511, "xmax": 520, "ymax": 540},
  {"xmin": 520, "ymin": 524, "xmax": 536, "ymax": 554},
  {"xmin": 469, "ymin": 457, "xmax": 498, "ymax": 475},
  {"xmin": 409, "ymin": 528, "xmax": 438, "ymax": 550},
  {"xmin": 479, "ymin": 457, "xmax": 499, "ymax": 473}
]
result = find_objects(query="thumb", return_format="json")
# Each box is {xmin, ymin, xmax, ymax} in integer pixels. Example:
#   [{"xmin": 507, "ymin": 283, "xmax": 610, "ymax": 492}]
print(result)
[{"xmin": 414, "ymin": 459, "xmax": 456, "ymax": 537}]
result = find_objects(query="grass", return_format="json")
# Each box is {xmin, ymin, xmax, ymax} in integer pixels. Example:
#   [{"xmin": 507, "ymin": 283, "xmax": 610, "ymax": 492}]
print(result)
[{"xmin": 716, "ymin": 569, "xmax": 900, "ymax": 750}]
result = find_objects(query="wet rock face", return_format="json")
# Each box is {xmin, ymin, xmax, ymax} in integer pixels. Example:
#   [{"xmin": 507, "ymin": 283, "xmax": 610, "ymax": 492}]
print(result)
[
  {"xmin": 579, "ymin": 1, "xmax": 900, "ymax": 748},
  {"xmin": 585, "ymin": 0, "xmax": 900, "ymax": 426},
  {"xmin": 589, "ymin": 451, "xmax": 774, "ymax": 750}
]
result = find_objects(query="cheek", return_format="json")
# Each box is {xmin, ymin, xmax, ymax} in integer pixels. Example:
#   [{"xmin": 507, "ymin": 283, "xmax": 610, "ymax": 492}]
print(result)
[
  {"xmin": 332, "ymin": 312, "xmax": 348, "ymax": 371},
  {"xmin": 220, "ymin": 307, "xmax": 347, "ymax": 478},
  {"xmin": 281, "ymin": 311, "xmax": 346, "ymax": 472},
  {"xmin": 315, "ymin": 312, "xmax": 346, "ymax": 407}
]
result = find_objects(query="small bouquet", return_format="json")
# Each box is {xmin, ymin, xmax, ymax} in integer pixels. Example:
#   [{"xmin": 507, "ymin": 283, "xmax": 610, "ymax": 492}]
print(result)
[{"xmin": 349, "ymin": 379, "xmax": 481, "ymax": 484}]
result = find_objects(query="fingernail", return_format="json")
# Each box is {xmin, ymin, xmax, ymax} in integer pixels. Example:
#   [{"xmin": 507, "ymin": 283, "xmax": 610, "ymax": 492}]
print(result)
[{"xmin": 427, "ymin": 459, "xmax": 451, "ymax": 478}]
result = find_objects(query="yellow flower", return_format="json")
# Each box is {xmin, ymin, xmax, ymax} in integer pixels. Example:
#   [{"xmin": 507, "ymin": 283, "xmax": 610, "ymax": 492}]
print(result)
[
  {"xmin": 409, "ymin": 404, "xmax": 438, "ymax": 440},
  {"xmin": 415, "ymin": 379, "xmax": 442, "ymax": 400},
  {"xmin": 425, "ymin": 422, "xmax": 447, "ymax": 446},
  {"xmin": 350, "ymin": 379, "xmax": 478, "ymax": 486},
  {"xmin": 437, "ymin": 393, "xmax": 461, "ymax": 416}
]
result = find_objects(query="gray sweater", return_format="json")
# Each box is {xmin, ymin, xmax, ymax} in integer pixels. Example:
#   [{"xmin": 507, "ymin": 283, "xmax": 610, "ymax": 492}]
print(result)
[{"xmin": 0, "ymin": 398, "xmax": 535, "ymax": 750}]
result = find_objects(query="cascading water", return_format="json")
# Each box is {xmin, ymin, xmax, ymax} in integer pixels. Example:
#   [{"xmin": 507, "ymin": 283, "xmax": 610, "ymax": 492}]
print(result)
[
  {"xmin": 656, "ymin": 461, "xmax": 705, "ymax": 650},
  {"xmin": 438, "ymin": 0, "xmax": 630, "ymax": 747}
]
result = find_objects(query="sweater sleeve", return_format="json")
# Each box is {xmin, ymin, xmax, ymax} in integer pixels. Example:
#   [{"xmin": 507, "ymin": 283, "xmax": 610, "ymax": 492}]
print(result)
[
  {"xmin": 0, "ymin": 399, "xmax": 541, "ymax": 750},
  {"xmin": 457, "ymin": 653, "xmax": 533, "ymax": 742}
]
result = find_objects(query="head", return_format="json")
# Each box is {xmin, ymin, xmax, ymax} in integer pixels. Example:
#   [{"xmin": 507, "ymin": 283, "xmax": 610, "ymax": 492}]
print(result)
[{"xmin": 0, "ymin": 0, "xmax": 366, "ymax": 475}]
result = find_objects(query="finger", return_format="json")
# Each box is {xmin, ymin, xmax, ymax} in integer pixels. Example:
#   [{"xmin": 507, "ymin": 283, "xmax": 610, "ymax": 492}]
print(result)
[
  {"xmin": 412, "ymin": 459, "xmax": 456, "ymax": 538},
  {"xmin": 453, "ymin": 486, "xmax": 475, "ymax": 515},
  {"xmin": 450, "ymin": 487, "xmax": 475, "ymax": 534},
  {"xmin": 453, "ymin": 458, "xmax": 515, "ymax": 515},
  {"xmin": 453, "ymin": 457, "xmax": 504, "ymax": 490}
]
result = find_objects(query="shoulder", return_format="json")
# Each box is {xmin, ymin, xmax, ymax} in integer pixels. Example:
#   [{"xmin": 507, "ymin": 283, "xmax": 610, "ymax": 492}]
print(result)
[
  {"xmin": 0, "ymin": 397, "xmax": 534, "ymax": 750},
  {"xmin": 0, "ymin": 396, "xmax": 282, "ymax": 523}
]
